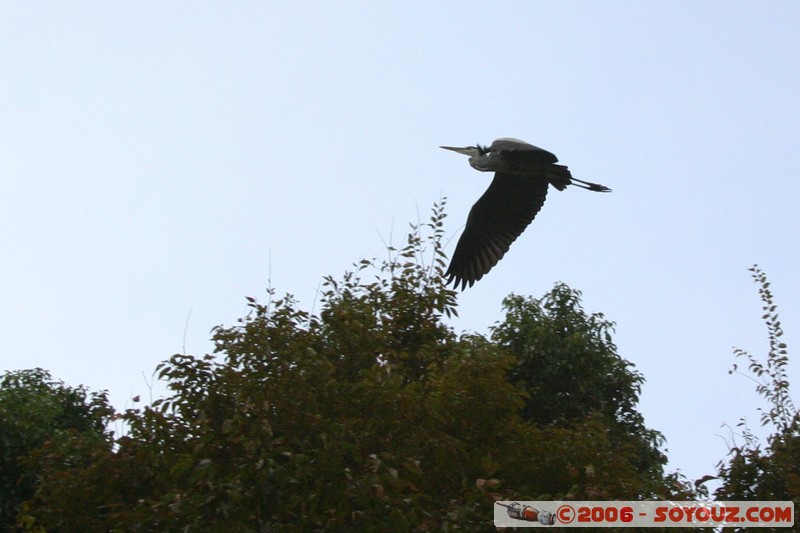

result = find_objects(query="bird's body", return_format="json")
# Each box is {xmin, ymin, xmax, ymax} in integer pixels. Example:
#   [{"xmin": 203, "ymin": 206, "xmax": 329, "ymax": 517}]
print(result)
[{"xmin": 441, "ymin": 138, "xmax": 610, "ymax": 290}]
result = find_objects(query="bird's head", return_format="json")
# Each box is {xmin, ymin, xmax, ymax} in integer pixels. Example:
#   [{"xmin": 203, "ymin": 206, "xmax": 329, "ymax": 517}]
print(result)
[
  {"xmin": 439, "ymin": 144, "xmax": 488, "ymax": 157},
  {"xmin": 441, "ymin": 144, "xmax": 492, "ymax": 171}
]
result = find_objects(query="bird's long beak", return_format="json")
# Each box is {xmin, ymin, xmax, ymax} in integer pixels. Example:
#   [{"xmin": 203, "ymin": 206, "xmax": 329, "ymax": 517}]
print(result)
[{"xmin": 439, "ymin": 145, "xmax": 473, "ymax": 155}]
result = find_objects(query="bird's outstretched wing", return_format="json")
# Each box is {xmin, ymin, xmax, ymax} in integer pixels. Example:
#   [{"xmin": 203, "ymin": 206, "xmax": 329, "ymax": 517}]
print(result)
[{"xmin": 446, "ymin": 174, "xmax": 549, "ymax": 290}]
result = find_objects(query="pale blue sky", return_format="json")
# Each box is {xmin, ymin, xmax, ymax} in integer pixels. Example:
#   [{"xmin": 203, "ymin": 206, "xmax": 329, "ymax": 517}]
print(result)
[{"xmin": 2, "ymin": 2, "xmax": 799, "ymax": 485}]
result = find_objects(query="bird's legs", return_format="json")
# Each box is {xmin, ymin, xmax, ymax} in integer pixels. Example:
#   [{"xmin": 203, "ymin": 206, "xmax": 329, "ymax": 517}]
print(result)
[{"xmin": 570, "ymin": 177, "xmax": 612, "ymax": 192}]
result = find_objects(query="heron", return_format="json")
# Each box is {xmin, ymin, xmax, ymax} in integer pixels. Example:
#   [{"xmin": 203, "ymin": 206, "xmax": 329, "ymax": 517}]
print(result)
[{"xmin": 440, "ymin": 138, "xmax": 611, "ymax": 290}]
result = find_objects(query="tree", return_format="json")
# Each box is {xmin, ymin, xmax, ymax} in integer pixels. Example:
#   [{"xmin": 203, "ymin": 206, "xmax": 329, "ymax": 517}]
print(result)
[
  {"xmin": 17, "ymin": 202, "xmax": 680, "ymax": 531},
  {"xmin": 0, "ymin": 368, "xmax": 112, "ymax": 529},
  {"xmin": 492, "ymin": 287, "xmax": 668, "ymax": 495},
  {"xmin": 716, "ymin": 266, "xmax": 799, "ymax": 522}
]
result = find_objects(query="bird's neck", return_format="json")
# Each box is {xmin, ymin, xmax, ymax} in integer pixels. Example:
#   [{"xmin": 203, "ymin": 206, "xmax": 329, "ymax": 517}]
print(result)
[{"xmin": 468, "ymin": 155, "xmax": 494, "ymax": 172}]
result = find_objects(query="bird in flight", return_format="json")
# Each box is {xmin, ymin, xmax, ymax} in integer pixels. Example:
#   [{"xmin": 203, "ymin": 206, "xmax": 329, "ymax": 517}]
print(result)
[{"xmin": 440, "ymin": 138, "xmax": 611, "ymax": 290}]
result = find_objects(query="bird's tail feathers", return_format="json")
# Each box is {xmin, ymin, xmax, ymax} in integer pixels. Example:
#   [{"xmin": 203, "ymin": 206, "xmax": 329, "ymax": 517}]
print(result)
[
  {"xmin": 547, "ymin": 164, "xmax": 572, "ymax": 191},
  {"xmin": 549, "ymin": 164, "xmax": 612, "ymax": 193}
]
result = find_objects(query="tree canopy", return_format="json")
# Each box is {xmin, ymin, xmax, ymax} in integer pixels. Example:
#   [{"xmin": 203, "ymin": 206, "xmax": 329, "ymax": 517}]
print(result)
[
  {"xmin": 0, "ymin": 368, "xmax": 111, "ymax": 530},
  {"xmin": 7, "ymin": 202, "xmax": 771, "ymax": 531}
]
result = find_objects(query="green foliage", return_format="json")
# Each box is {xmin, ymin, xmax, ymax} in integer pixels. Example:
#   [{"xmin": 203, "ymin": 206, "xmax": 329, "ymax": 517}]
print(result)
[
  {"xmin": 730, "ymin": 265, "xmax": 797, "ymax": 433},
  {"xmin": 0, "ymin": 368, "xmax": 112, "ymax": 529},
  {"xmin": 16, "ymin": 202, "xmax": 678, "ymax": 531},
  {"xmin": 492, "ymin": 287, "xmax": 668, "ymax": 496},
  {"xmin": 716, "ymin": 265, "xmax": 799, "ymax": 522},
  {"xmin": 493, "ymin": 287, "xmax": 640, "ymax": 426}
]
